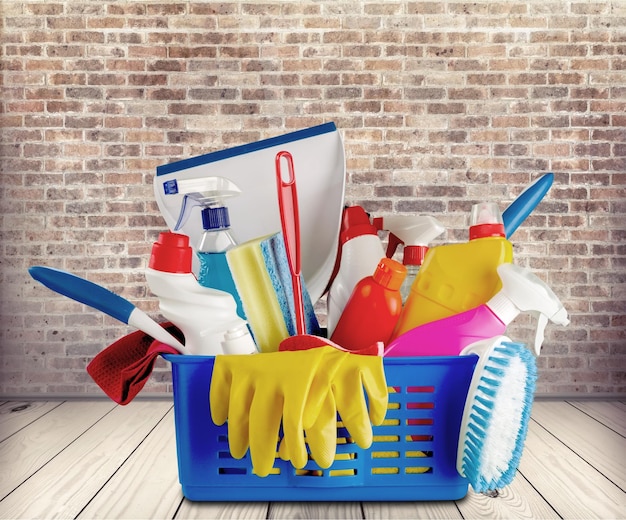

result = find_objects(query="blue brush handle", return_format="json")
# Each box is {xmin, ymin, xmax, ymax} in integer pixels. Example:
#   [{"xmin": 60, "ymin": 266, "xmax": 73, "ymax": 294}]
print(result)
[
  {"xmin": 502, "ymin": 173, "xmax": 554, "ymax": 239},
  {"xmin": 28, "ymin": 266, "xmax": 135, "ymax": 324}
]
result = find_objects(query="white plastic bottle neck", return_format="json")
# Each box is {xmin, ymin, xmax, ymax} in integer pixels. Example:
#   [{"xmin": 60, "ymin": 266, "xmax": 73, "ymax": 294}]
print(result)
[{"xmin": 486, "ymin": 291, "xmax": 521, "ymax": 325}]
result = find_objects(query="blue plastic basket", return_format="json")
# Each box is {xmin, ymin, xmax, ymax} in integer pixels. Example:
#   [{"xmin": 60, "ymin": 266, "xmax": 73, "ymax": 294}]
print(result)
[{"xmin": 165, "ymin": 354, "xmax": 477, "ymax": 502}]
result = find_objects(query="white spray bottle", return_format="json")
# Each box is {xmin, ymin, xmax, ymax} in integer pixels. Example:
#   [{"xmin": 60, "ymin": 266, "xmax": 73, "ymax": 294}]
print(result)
[
  {"xmin": 326, "ymin": 206, "xmax": 386, "ymax": 336},
  {"xmin": 145, "ymin": 232, "xmax": 257, "ymax": 355},
  {"xmin": 373, "ymin": 215, "xmax": 445, "ymax": 303},
  {"xmin": 385, "ymin": 262, "xmax": 569, "ymax": 357},
  {"xmin": 172, "ymin": 176, "xmax": 245, "ymax": 319}
]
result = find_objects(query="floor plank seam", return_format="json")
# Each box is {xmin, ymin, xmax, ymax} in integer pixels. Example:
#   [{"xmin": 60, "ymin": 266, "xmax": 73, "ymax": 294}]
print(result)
[
  {"xmin": 531, "ymin": 417, "xmax": 625, "ymax": 495},
  {"xmin": 75, "ymin": 404, "xmax": 175, "ymax": 519},
  {"xmin": 0, "ymin": 401, "xmax": 65, "ymax": 444},
  {"xmin": 1, "ymin": 401, "xmax": 119, "ymax": 504},
  {"xmin": 566, "ymin": 401, "xmax": 626, "ymax": 439},
  {"xmin": 516, "ymin": 470, "xmax": 564, "ymax": 520}
]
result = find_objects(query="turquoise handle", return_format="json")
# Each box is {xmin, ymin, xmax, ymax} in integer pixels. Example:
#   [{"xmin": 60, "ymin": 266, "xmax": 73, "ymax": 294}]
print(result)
[{"xmin": 28, "ymin": 266, "xmax": 135, "ymax": 324}]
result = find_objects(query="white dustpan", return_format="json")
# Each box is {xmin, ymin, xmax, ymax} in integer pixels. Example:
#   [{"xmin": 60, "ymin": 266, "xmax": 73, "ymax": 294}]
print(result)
[{"xmin": 154, "ymin": 123, "xmax": 346, "ymax": 303}]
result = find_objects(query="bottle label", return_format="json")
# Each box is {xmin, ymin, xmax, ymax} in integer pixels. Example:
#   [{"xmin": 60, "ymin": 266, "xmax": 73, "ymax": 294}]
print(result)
[{"xmin": 198, "ymin": 251, "xmax": 245, "ymax": 320}]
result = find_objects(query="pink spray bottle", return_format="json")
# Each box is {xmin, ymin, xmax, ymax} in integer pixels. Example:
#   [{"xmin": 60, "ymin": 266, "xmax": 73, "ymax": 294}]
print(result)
[{"xmin": 384, "ymin": 263, "xmax": 569, "ymax": 357}]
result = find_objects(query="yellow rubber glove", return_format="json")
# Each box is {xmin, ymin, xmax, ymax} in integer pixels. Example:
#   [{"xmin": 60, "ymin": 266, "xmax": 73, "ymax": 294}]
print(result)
[
  {"xmin": 279, "ymin": 349, "xmax": 389, "ymax": 469},
  {"xmin": 325, "ymin": 351, "xmax": 388, "ymax": 447},
  {"xmin": 209, "ymin": 346, "xmax": 339, "ymax": 477},
  {"xmin": 277, "ymin": 346, "xmax": 348, "ymax": 469}
]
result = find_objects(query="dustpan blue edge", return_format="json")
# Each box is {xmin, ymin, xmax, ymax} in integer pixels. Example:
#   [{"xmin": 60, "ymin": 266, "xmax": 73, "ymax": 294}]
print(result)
[{"xmin": 156, "ymin": 122, "xmax": 338, "ymax": 176}]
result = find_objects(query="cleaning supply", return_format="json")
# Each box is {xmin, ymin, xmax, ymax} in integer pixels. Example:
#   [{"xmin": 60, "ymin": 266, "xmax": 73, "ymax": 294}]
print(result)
[
  {"xmin": 145, "ymin": 231, "xmax": 253, "ymax": 356},
  {"xmin": 391, "ymin": 202, "xmax": 514, "ymax": 338},
  {"xmin": 28, "ymin": 266, "xmax": 186, "ymax": 353},
  {"xmin": 171, "ymin": 176, "xmax": 245, "ymax": 319},
  {"xmin": 221, "ymin": 324, "xmax": 258, "ymax": 355},
  {"xmin": 502, "ymin": 172, "xmax": 554, "ymax": 238},
  {"xmin": 457, "ymin": 336, "xmax": 537, "ymax": 493},
  {"xmin": 275, "ymin": 150, "xmax": 306, "ymax": 334},
  {"xmin": 372, "ymin": 215, "xmax": 445, "ymax": 303},
  {"xmin": 385, "ymin": 262, "xmax": 569, "ymax": 357},
  {"xmin": 154, "ymin": 123, "xmax": 346, "ymax": 304},
  {"xmin": 86, "ymin": 325, "xmax": 182, "ymax": 405},
  {"xmin": 209, "ymin": 346, "xmax": 342, "ymax": 476},
  {"xmin": 226, "ymin": 232, "xmax": 320, "ymax": 353},
  {"xmin": 278, "ymin": 347, "xmax": 388, "ymax": 469},
  {"xmin": 330, "ymin": 258, "xmax": 407, "ymax": 351},
  {"xmin": 327, "ymin": 206, "xmax": 386, "ymax": 335},
  {"xmin": 209, "ymin": 346, "xmax": 388, "ymax": 476}
]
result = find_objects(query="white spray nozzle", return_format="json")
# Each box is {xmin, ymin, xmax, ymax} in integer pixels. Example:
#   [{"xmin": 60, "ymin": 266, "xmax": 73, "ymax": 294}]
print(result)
[
  {"xmin": 170, "ymin": 177, "xmax": 241, "ymax": 231},
  {"xmin": 373, "ymin": 215, "xmax": 445, "ymax": 263},
  {"xmin": 495, "ymin": 263, "xmax": 569, "ymax": 356}
]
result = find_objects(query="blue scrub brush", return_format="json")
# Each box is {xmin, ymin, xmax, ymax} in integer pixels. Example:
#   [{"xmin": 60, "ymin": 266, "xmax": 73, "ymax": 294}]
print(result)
[{"xmin": 457, "ymin": 336, "xmax": 537, "ymax": 494}]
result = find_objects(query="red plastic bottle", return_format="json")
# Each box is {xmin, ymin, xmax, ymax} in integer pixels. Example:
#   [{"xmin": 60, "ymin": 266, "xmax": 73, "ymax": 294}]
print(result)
[{"xmin": 330, "ymin": 257, "xmax": 407, "ymax": 351}]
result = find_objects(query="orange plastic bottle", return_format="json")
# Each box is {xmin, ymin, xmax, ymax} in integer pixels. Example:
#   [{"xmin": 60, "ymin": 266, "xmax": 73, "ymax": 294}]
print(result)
[
  {"xmin": 390, "ymin": 202, "xmax": 513, "ymax": 340},
  {"xmin": 330, "ymin": 257, "xmax": 407, "ymax": 351}
]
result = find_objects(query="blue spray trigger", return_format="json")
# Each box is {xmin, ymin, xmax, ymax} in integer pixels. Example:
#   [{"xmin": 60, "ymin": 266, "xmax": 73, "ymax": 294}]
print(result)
[{"xmin": 175, "ymin": 193, "xmax": 203, "ymax": 231}]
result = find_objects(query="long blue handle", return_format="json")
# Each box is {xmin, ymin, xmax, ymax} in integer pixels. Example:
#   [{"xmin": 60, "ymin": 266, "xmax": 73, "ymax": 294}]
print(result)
[
  {"xmin": 503, "ymin": 173, "xmax": 554, "ymax": 239},
  {"xmin": 28, "ymin": 266, "xmax": 135, "ymax": 324}
]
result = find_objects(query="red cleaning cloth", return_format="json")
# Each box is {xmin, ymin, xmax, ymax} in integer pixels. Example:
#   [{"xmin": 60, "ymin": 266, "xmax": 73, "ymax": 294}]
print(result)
[{"xmin": 86, "ymin": 324, "xmax": 182, "ymax": 405}]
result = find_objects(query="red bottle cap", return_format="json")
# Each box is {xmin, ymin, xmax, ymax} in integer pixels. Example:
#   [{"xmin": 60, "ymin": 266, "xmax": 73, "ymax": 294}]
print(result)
[
  {"xmin": 340, "ymin": 206, "xmax": 378, "ymax": 244},
  {"xmin": 373, "ymin": 257, "xmax": 407, "ymax": 291},
  {"xmin": 149, "ymin": 232, "xmax": 193, "ymax": 273},
  {"xmin": 403, "ymin": 245, "xmax": 428, "ymax": 266},
  {"xmin": 469, "ymin": 223, "xmax": 505, "ymax": 240}
]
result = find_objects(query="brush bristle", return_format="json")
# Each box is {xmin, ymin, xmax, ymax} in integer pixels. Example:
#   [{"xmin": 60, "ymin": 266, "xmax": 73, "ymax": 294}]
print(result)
[{"xmin": 461, "ymin": 341, "xmax": 537, "ymax": 493}]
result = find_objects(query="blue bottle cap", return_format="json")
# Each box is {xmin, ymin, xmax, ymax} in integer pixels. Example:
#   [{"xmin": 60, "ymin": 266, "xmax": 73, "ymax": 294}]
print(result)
[{"xmin": 202, "ymin": 206, "xmax": 230, "ymax": 230}]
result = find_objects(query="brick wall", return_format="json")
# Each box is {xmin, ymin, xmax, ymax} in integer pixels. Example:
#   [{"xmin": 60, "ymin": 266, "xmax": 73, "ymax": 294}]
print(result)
[{"xmin": 1, "ymin": 1, "xmax": 624, "ymax": 397}]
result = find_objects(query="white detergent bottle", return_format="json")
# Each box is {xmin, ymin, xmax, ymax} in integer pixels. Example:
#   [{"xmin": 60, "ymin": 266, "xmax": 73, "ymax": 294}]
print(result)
[
  {"xmin": 373, "ymin": 215, "xmax": 445, "ymax": 303},
  {"xmin": 145, "ymin": 231, "xmax": 256, "ymax": 356},
  {"xmin": 327, "ymin": 206, "xmax": 386, "ymax": 335},
  {"xmin": 172, "ymin": 176, "xmax": 244, "ymax": 319},
  {"xmin": 384, "ymin": 262, "xmax": 569, "ymax": 358}
]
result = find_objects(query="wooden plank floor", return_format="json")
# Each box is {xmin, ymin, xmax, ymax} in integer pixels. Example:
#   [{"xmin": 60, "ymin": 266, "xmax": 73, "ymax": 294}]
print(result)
[{"xmin": 0, "ymin": 399, "xmax": 624, "ymax": 519}]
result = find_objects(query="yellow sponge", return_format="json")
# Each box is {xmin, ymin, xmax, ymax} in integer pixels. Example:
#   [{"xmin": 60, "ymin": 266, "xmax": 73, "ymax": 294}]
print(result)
[{"xmin": 226, "ymin": 232, "xmax": 320, "ymax": 353}]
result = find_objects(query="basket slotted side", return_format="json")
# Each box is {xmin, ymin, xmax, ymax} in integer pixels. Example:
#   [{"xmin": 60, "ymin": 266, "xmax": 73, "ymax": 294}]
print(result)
[{"xmin": 165, "ymin": 354, "xmax": 477, "ymax": 502}]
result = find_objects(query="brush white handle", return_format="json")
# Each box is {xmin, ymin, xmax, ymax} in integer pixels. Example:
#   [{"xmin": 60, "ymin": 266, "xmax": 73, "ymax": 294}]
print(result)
[{"xmin": 127, "ymin": 308, "xmax": 186, "ymax": 353}]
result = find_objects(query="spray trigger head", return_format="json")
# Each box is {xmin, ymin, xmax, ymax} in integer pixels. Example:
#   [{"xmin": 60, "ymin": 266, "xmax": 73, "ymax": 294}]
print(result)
[
  {"xmin": 372, "ymin": 215, "xmax": 445, "ymax": 263},
  {"xmin": 496, "ymin": 263, "xmax": 569, "ymax": 356},
  {"xmin": 172, "ymin": 177, "xmax": 241, "ymax": 231}
]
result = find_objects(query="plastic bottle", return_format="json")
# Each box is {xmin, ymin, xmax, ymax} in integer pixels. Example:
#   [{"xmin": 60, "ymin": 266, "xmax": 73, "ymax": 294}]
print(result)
[
  {"xmin": 145, "ymin": 231, "xmax": 256, "ymax": 356},
  {"xmin": 326, "ymin": 206, "xmax": 386, "ymax": 335},
  {"xmin": 385, "ymin": 262, "xmax": 569, "ymax": 357},
  {"xmin": 173, "ymin": 176, "xmax": 244, "ymax": 319},
  {"xmin": 373, "ymin": 215, "xmax": 445, "ymax": 303},
  {"xmin": 391, "ymin": 202, "xmax": 514, "ymax": 340},
  {"xmin": 221, "ymin": 324, "xmax": 257, "ymax": 355},
  {"xmin": 330, "ymin": 257, "xmax": 407, "ymax": 351}
]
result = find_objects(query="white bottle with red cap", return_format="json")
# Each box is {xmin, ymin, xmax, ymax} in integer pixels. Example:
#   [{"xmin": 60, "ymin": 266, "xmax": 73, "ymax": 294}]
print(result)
[
  {"xmin": 144, "ymin": 232, "xmax": 257, "ymax": 355},
  {"xmin": 372, "ymin": 215, "xmax": 445, "ymax": 303},
  {"xmin": 326, "ymin": 206, "xmax": 386, "ymax": 336}
]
